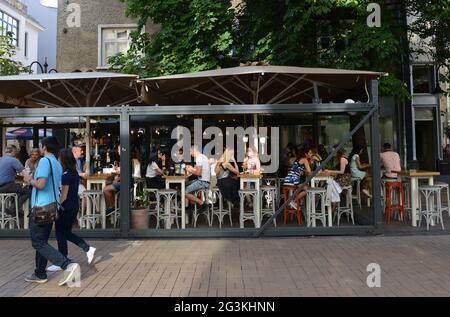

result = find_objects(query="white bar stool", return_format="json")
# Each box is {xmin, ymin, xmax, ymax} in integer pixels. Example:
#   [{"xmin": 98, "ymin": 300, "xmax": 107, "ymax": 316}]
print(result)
[
  {"xmin": 239, "ymin": 189, "xmax": 259, "ymax": 228},
  {"xmin": 193, "ymin": 188, "xmax": 211, "ymax": 227},
  {"xmin": 306, "ymin": 187, "xmax": 327, "ymax": 227},
  {"xmin": 351, "ymin": 177, "xmax": 362, "ymax": 209},
  {"xmin": 144, "ymin": 188, "xmax": 159, "ymax": 223},
  {"xmin": 156, "ymin": 189, "xmax": 178, "ymax": 229},
  {"xmin": 435, "ymin": 182, "xmax": 450, "ymax": 217},
  {"xmin": 260, "ymin": 185, "xmax": 277, "ymax": 227},
  {"xmin": 336, "ymin": 186, "xmax": 354, "ymax": 226},
  {"xmin": 0, "ymin": 193, "xmax": 20, "ymax": 229},
  {"xmin": 79, "ymin": 190, "xmax": 103, "ymax": 229},
  {"xmin": 418, "ymin": 185, "xmax": 445, "ymax": 231},
  {"xmin": 210, "ymin": 188, "xmax": 232, "ymax": 228}
]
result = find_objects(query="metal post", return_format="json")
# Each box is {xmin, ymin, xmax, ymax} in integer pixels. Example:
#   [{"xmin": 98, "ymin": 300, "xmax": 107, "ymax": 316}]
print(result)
[
  {"xmin": 370, "ymin": 80, "xmax": 382, "ymax": 225},
  {"xmin": 85, "ymin": 117, "xmax": 91, "ymax": 175},
  {"xmin": 312, "ymin": 113, "xmax": 320, "ymax": 146},
  {"xmin": 120, "ymin": 106, "xmax": 131, "ymax": 237}
]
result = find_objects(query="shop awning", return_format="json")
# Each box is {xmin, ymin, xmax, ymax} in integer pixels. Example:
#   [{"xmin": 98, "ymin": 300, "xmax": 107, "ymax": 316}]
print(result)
[
  {"xmin": 0, "ymin": 72, "xmax": 138, "ymax": 108},
  {"xmin": 139, "ymin": 65, "xmax": 387, "ymax": 105}
]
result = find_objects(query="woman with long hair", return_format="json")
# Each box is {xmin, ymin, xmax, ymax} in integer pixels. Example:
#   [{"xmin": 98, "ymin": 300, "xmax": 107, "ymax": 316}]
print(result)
[
  {"xmin": 46, "ymin": 149, "xmax": 96, "ymax": 272},
  {"xmin": 215, "ymin": 148, "xmax": 240, "ymax": 206},
  {"xmin": 325, "ymin": 148, "xmax": 352, "ymax": 188},
  {"xmin": 145, "ymin": 150, "xmax": 166, "ymax": 189},
  {"xmin": 350, "ymin": 145, "xmax": 372, "ymax": 197}
]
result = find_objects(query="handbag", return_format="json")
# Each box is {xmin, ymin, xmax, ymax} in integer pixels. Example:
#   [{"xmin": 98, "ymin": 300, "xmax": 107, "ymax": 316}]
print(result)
[{"xmin": 31, "ymin": 157, "xmax": 60, "ymax": 225}]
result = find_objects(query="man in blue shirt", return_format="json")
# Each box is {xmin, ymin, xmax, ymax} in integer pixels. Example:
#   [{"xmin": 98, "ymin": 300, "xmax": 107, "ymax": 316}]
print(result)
[
  {"xmin": 0, "ymin": 145, "xmax": 31, "ymax": 215},
  {"xmin": 23, "ymin": 137, "xmax": 80, "ymax": 286}
]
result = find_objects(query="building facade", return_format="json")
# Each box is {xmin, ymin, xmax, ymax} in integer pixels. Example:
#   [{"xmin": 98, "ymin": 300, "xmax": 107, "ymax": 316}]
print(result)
[
  {"xmin": 57, "ymin": 0, "xmax": 157, "ymax": 72},
  {"xmin": 0, "ymin": 0, "xmax": 44, "ymax": 73},
  {"xmin": 21, "ymin": 0, "xmax": 57, "ymax": 72}
]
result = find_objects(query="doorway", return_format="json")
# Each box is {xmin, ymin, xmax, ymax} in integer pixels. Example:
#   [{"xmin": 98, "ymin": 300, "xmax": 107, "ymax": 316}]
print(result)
[{"xmin": 415, "ymin": 121, "xmax": 437, "ymax": 170}]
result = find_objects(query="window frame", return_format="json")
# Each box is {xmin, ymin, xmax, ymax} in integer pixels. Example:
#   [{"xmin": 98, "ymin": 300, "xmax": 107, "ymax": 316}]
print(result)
[
  {"xmin": 0, "ymin": 9, "xmax": 19, "ymax": 47},
  {"xmin": 97, "ymin": 24, "xmax": 139, "ymax": 69}
]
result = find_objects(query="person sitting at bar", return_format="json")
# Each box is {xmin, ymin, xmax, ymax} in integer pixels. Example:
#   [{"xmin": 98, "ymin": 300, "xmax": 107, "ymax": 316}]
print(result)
[
  {"xmin": 325, "ymin": 148, "xmax": 352, "ymax": 188},
  {"xmin": 185, "ymin": 145, "xmax": 210, "ymax": 214},
  {"xmin": 215, "ymin": 148, "xmax": 240, "ymax": 207},
  {"xmin": 145, "ymin": 150, "xmax": 166, "ymax": 189},
  {"xmin": 132, "ymin": 150, "xmax": 142, "ymax": 179},
  {"xmin": 283, "ymin": 145, "xmax": 313, "ymax": 209},
  {"xmin": 25, "ymin": 148, "xmax": 41, "ymax": 178},
  {"xmin": 350, "ymin": 145, "xmax": 372, "ymax": 198},
  {"xmin": 243, "ymin": 146, "xmax": 261, "ymax": 175},
  {"xmin": 380, "ymin": 143, "xmax": 401, "ymax": 179},
  {"xmin": 0, "ymin": 145, "xmax": 31, "ymax": 215},
  {"xmin": 72, "ymin": 145, "xmax": 87, "ymax": 195}
]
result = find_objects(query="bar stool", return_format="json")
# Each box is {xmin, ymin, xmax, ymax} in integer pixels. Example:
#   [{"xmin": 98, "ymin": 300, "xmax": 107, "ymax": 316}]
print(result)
[
  {"xmin": 239, "ymin": 189, "xmax": 259, "ymax": 228},
  {"xmin": 111, "ymin": 193, "xmax": 120, "ymax": 228},
  {"xmin": 384, "ymin": 181, "xmax": 405, "ymax": 224},
  {"xmin": 435, "ymin": 182, "xmax": 450, "ymax": 217},
  {"xmin": 306, "ymin": 188, "xmax": 327, "ymax": 227},
  {"xmin": 261, "ymin": 185, "xmax": 277, "ymax": 227},
  {"xmin": 133, "ymin": 178, "xmax": 146, "ymax": 198},
  {"xmin": 351, "ymin": 177, "xmax": 362, "ymax": 209},
  {"xmin": 418, "ymin": 185, "xmax": 445, "ymax": 231},
  {"xmin": 0, "ymin": 193, "xmax": 20, "ymax": 229},
  {"xmin": 79, "ymin": 190, "xmax": 103, "ymax": 229},
  {"xmin": 210, "ymin": 187, "xmax": 232, "ymax": 228},
  {"xmin": 402, "ymin": 180, "xmax": 412, "ymax": 220},
  {"xmin": 156, "ymin": 189, "xmax": 179, "ymax": 229},
  {"xmin": 193, "ymin": 189, "xmax": 211, "ymax": 227},
  {"xmin": 336, "ymin": 186, "xmax": 354, "ymax": 226},
  {"xmin": 281, "ymin": 186, "xmax": 303, "ymax": 225},
  {"xmin": 144, "ymin": 188, "xmax": 159, "ymax": 223}
]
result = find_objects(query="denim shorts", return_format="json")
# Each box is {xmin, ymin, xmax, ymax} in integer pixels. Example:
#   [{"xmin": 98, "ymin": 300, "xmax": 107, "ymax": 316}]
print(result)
[{"xmin": 186, "ymin": 180, "xmax": 210, "ymax": 194}]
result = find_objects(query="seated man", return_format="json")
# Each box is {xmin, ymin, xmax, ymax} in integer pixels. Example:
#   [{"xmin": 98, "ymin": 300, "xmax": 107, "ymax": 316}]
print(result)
[
  {"xmin": 185, "ymin": 145, "xmax": 210, "ymax": 213},
  {"xmin": 72, "ymin": 145, "xmax": 87, "ymax": 195},
  {"xmin": 103, "ymin": 168, "xmax": 120, "ymax": 216},
  {"xmin": 380, "ymin": 143, "xmax": 401, "ymax": 179},
  {"xmin": 0, "ymin": 145, "xmax": 31, "ymax": 215}
]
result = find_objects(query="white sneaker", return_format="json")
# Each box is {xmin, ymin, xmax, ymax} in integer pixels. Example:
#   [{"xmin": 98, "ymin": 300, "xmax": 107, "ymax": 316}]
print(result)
[
  {"xmin": 58, "ymin": 263, "xmax": 80, "ymax": 286},
  {"xmin": 86, "ymin": 247, "xmax": 96, "ymax": 264},
  {"xmin": 362, "ymin": 189, "xmax": 373, "ymax": 198},
  {"xmin": 47, "ymin": 265, "xmax": 62, "ymax": 272}
]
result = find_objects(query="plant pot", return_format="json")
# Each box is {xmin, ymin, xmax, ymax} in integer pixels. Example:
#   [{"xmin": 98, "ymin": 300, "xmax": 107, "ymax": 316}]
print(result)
[{"xmin": 131, "ymin": 208, "xmax": 149, "ymax": 229}]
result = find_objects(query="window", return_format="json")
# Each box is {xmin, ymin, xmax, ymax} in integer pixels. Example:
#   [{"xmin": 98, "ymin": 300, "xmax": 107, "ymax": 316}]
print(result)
[
  {"xmin": 99, "ymin": 26, "xmax": 136, "ymax": 67},
  {"xmin": 24, "ymin": 32, "xmax": 28, "ymax": 57},
  {"xmin": 0, "ymin": 10, "xmax": 19, "ymax": 46},
  {"xmin": 412, "ymin": 65, "xmax": 436, "ymax": 94}
]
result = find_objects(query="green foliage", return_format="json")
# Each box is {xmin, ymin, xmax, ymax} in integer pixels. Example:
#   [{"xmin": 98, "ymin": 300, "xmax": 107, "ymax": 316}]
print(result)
[
  {"xmin": 112, "ymin": 0, "xmax": 450, "ymax": 99},
  {"xmin": 0, "ymin": 31, "xmax": 29, "ymax": 75}
]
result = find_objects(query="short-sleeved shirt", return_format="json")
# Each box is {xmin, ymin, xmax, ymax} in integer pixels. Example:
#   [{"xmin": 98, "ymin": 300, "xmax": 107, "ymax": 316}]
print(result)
[
  {"xmin": 31, "ymin": 155, "xmax": 63, "ymax": 208},
  {"xmin": 0, "ymin": 155, "xmax": 24, "ymax": 186},
  {"xmin": 61, "ymin": 170, "xmax": 80, "ymax": 211},
  {"xmin": 146, "ymin": 162, "xmax": 160, "ymax": 178},
  {"xmin": 196, "ymin": 154, "xmax": 211, "ymax": 183},
  {"xmin": 380, "ymin": 151, "xmax": 401, "ymax": 178}
]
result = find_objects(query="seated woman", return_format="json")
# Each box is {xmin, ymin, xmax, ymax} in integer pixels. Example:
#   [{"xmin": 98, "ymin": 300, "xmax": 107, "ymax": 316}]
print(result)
[
  {"xmin": 283, "ymin": 145, "xmax": 313, "ymax": 209},
  {"xmin": 145, "ymin": 151, "xmax": 166, "ymax": 189},
  {"xmin": 215, "ymin": 148, "xmax": 240, "ymax": 207},
  {"xmin": 325, "ymin": 148, "xmax": 352, "ymax": 188},
  {"xmin": 350, "ymin": 145, "xmax": 372, "ymax": 198},
  {"xmin": 243, "ymin": 146, "xmax": 261, "ymax": 175}
]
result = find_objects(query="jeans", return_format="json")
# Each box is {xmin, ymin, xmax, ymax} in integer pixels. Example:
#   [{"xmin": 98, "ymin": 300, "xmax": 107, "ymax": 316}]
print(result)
[
  {"xmin": 30, "ymin": 220, "xmax": 71, "ymax": 279},
  {"xmin": 0, "ymin": 182, "xmax": 31, "ymax": 214},
  {"xmin": 55, "ymin": 208, "xmax": 90, "ymax": 257}
]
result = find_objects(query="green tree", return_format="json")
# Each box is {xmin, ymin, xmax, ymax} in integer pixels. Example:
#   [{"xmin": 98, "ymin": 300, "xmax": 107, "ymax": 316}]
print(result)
[{"xmin": 0, "ymin": 31, "xmax": 29, "ymax": 75}]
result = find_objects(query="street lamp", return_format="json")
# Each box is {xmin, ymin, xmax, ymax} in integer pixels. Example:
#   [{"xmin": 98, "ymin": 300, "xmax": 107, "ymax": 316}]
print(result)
[{"xmin": 28, "ymin": 57, "xmax": 58, "ymax": 74}]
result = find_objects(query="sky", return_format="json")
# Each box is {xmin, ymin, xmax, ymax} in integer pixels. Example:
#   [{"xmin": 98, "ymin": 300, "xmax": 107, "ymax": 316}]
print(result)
[{"xmin": 40, "ymin": 0, "xmax": 58, "ymax": 8}]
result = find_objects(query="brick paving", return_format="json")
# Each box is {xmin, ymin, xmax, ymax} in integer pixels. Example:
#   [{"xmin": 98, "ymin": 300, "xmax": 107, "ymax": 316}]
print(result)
[{"xmin": 1, "ymin": 236, "xmax": 450, "ymax": 297}]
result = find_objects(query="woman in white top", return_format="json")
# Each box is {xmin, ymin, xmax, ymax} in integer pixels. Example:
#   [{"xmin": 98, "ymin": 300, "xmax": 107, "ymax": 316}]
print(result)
[
  {"xmin": 145, "ymin": 150, "xmax": 166, "ymax": 189},
  {"xmin": 132, "ymin": 150, "xmax": 141, "ymax": 179}
]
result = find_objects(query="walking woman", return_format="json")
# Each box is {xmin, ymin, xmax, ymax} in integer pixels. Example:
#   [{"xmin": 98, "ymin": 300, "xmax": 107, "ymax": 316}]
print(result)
[
  {"xmin": 47, "ymin": 149, "xmax": 96, "ymax": 272},
  {"xmin": 23, "ymin": 137, "xmax": 80, "ymax": 286}
]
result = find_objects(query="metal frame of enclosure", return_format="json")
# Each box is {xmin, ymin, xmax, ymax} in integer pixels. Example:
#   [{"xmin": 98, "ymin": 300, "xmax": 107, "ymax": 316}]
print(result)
[{"xmin": 0, "ymin": 69, "xmax": 382, "ymax": 239}]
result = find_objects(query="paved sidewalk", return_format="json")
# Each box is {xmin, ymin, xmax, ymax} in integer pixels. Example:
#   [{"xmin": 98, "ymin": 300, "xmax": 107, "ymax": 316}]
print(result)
[{"xmin": 1, "ymin": 236, "xmax": 450, "ymax": 297}]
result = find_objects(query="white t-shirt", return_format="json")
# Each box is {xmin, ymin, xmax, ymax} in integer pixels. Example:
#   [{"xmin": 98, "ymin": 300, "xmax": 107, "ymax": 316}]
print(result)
[
  {"xmin": 196, "ymin": 154, "xmax": 211, "ymax": 182},
  {"xmin": 146, "ymin": 162, "xmax": 159, "ymax": 178}
]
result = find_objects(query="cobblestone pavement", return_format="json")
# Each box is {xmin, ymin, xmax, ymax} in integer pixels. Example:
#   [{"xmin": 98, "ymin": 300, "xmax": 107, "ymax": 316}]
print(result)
[{"xmin": 1, "ymin": 235, "xmax": 450, "ymax": 297}]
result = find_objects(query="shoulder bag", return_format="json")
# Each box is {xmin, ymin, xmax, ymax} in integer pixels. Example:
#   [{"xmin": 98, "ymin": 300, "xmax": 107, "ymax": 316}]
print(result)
[{"xmin": 31, "ymin": 157, "xmax": 60, "ymax": 225}]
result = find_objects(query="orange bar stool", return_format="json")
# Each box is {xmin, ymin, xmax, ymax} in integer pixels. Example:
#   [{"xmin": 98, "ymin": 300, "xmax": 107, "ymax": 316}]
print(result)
[
  {"xmin": 384, "ymin": 181, "xmax": 405, "ymax": 224},
  {"xmin": 282, "ymin": 186, "xmax": 303, "ymax": 225}
]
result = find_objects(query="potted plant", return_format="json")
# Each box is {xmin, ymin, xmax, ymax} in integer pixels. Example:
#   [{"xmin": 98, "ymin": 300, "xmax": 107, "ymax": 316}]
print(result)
[{"xmin": 131, "ymin": 191, "xmax": 149, "ymax": 229}]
